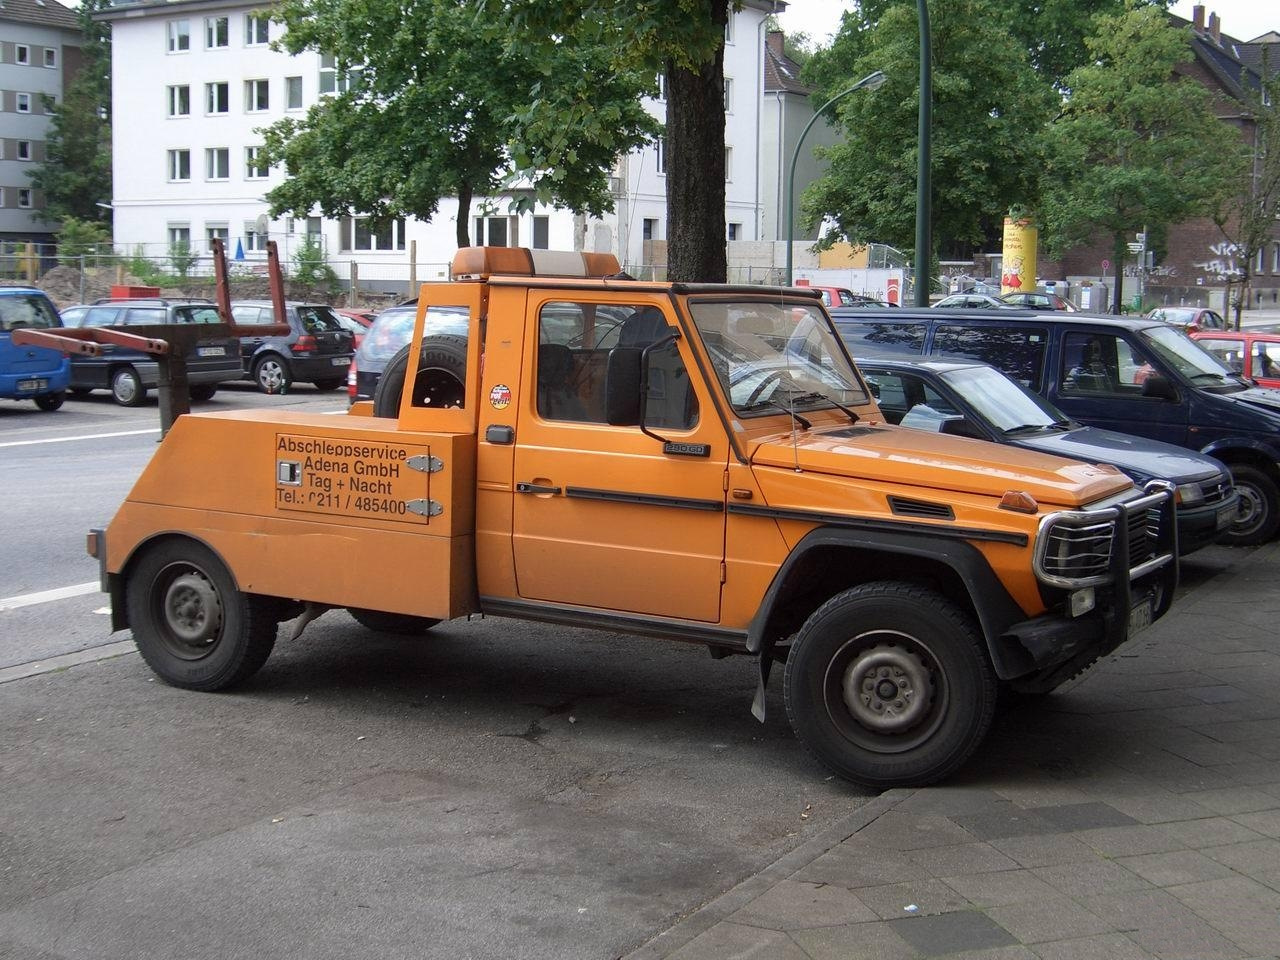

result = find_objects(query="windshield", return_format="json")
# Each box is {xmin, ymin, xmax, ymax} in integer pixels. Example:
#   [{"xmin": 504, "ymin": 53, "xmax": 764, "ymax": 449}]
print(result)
[
  {"xmin": 939, "ymin": 365, "xmax": 1066, "ymax": 432},
  {"xmin": 688, "ymin": 300, "xmax": 868, "ymax": 415},
  {"xmin": 1139, "ymin": 324, "xmax": 1239, "ymax": 386}
]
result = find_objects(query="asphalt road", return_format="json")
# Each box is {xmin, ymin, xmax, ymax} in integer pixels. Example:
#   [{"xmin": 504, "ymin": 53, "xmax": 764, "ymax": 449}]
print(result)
[{"xmin": 0, "ymin": 386, "xmax": 872, "ymax": 960}]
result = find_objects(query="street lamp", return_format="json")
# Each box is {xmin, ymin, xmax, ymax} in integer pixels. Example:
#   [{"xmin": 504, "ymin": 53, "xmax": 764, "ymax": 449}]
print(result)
[
  {"xmin": 784, "ymin": 69, "xmax": 886, "ymax": 286},
  {"xmin": 914, "ymin": 0, "xmax": 932, "ymax": 306}
]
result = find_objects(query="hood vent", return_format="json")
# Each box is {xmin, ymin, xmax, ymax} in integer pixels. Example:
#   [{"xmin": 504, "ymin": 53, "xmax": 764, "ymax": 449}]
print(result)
[{"xmin": 888, "ymin": 496, "xmax": 955, "ymax": 520}]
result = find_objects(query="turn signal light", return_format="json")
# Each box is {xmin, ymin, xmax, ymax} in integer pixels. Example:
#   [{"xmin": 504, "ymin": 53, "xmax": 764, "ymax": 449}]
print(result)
[{"xmin": 999, "ymin": 490, "xmax": 1039, "ymax": 514}]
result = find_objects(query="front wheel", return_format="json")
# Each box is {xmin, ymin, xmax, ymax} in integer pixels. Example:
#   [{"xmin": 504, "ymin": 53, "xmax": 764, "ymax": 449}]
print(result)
[
  {"xmin": 348, "ymin": 607, "xmax": 440, "ymax": 635},
  {"xmin": 253, "ymin": 355, "xmax": 291, "ymax": 394},
  {"xmin": 784, "ymin": 582, "xmax": 996, "ymax": 789},
  {"xmin": 111, "ymin": 367, "xmax": 147, "ymax": 407},
  {"xmin": 34, "ymin": 392, "xmax": 65, "ymax": 412},
  {"xmin": 1220, "ymin": 464, "xmax": 1280, "ymax": 546},
  {"xmin": 125, "ymin": 539, "xmax": 277, "ymax": 690}
]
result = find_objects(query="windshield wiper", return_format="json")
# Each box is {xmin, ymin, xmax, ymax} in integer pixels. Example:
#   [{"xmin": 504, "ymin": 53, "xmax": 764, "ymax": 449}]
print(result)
[
  {"xmin": 780, "ymin": 390, "xmax": 861, "ymax": 424},
  {"xmin": 1002, "ymin": 423, "xmax": 1054, "ymax": 436},
  {"xmin": 1189, "ymin": 372, "xmax": 1230, "ymax": 383},
  {"xmin": 740, "ymin": 399, "xmax": 811, "ymax": 429}
]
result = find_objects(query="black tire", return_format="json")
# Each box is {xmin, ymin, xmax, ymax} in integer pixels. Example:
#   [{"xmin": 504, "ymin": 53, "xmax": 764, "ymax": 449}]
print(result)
[
  {"xmin": 253, "ymin": 354, "xmax": 291, "ymax": 394},
  {"xmin": 34, "ymin": 391, "xmax": 65, "ymax": 412},
  {"xmin": 1220, "ymin": 464, "xmax": 1280, "ymax": 546},
  {"xmin": 348, "ymin": 607, "xmax": 441, "ymax": 635},
  {"xmin": 189, "ymin": 384, "xmax": 218, "ymax": 402},
  {"xmin": 111, "ymin": 366, "xmax": 147, "ymax": 407},
  {"xmin": 783, "ymin": 582, "xmax": 996, "ymax": 789},
  {"xmin": 68, "ymin": 387, "xmax": 92, "ymax": 399},
  {"xmin": 372, "ymin": 335, "xmax": 468, "ymax": 418},
  {"xmin": 311, "ymin": 378, "xmax": 343, "ymax": 392},
  {"xmin": 125, "ymin": 539, "xmax": 277, "ymax": 690}
]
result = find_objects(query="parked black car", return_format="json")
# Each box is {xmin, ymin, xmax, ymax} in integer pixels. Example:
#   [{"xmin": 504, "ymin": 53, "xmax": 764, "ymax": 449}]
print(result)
[
  {"xmin": 59, "ymin": 299, "xmax": 242, "ymax": 406},
  {"xmin": 229, "ymin": 300, "xmax": 355, "ymax": 393}
]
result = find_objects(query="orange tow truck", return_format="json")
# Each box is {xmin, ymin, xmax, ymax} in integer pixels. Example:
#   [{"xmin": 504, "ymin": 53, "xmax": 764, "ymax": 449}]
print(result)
[{"xmin": 89, "ymin": 247, "xmax": 1178, "ymax": 788}]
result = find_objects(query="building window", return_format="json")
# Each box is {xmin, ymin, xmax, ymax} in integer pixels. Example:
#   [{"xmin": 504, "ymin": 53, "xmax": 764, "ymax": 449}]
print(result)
[
  {"xmin": 245, "ymin": 15, "xmax": 270, "ymax": 46},
  {"xmin": 245, "ymin": 146, "xmax": 270, "ymax": 179},
  {"xmin": 319, "ymin": 54, "xmax": 352, "ymax": 95},
  {"xmin": 655, "ymin": 138, "xmax": 666, "ymax": 174},
  {"xmin": 44, "ymin": 48, "xmax": 57, "ymax": 69},
  {"xmin": 16, "ymin": 93, "xmax": 32, "ymax": 114},
  {"xmin": 728, "ymin": 222, "xmax": 741, "ymax": 241},
  {"xmin": 643, "ymin": 218, "xmax": 658, "ymax": 241},
  {"xmin": 285, "ymin": 76, "xmax": 303, "ymax": 109},
  {"xmin": 206, "ymin": 224, "xmax": 229, "ymax": 252},
  {"xmin": 0, "ymin": 189, "xmax": 4, "ymax": 207},
  {"xmin": 339, "ymin": 216, "xmax": 406, "ymax": 251},
  {"xmin": 17, "ymin": 140, "xmax": 32, "ymax": 161},
  {"xmin": 206, "ymin": 82, "xmax": 229, "ymax": 115},
  {"xmin": 167, "ymin": 149, "xmax": 191, "ymax": 181},
  {"xmin": 18, "ymin": 189, "xmax": 33, "ymax": 209},
  {"xmin": 655, "ymin": 73, "xmax": 665, "ymax": 101},
  {"xmin": 724, "ymin": 146, "xmax": 732, "ymax": 182},
  {"xmin": 167, "ymin": 85, "xmax": 190, "ymax": 118},
  {"xmin": 473, "ymin": 216, "xmax": 510, "ymax": 247},
  {"xmin": 723, "ymin": 77, "xmax": 733, "ymax": 112},
  {"xmin": 1273, "ymin": 243, "xmax": 1279, "ymax": 275},
  {"xmin": 724, "ymin": 16, "xmax": 735, "ymax": 44},
  {"xmin": 167, "ymin": 20, "xmax": 191, "ymax": 53},
  {"xmin": 206, "ymin": 148, "xmax": 230, "ymax": 180},
  {"xmin": 244, "ymin": 222, "xmax": 269, "ymax": 251},
  {"xmin": 16, "ymin": 45, "xmax": 30, "ymax": 65},
  {"xmin": 532, "ymin": 215, "xmax": 549, "ymax": 250},
  {"xmin": 205, "ymin": 17, "xmax": 229, "ymax": 49},
  {"xmin": 245, "ymin": 79, "xmax": 269, "ymax": 112},
  {"xmin": 168, "ymin": 225, "xmax": 191, "ymax": 249},
  {"xmin": 307, "ymin": 216, "xmax": 322, "ymax": 236}
]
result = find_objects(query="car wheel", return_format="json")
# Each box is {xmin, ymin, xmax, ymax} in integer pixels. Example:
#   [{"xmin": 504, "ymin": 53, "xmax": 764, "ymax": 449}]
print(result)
[
  {"xmin": 111, "ymin": 367, "xmax": 148, "ymax": 407},
  {"xmin": 34, "ymin": 391, "xmax": 65, "ymax": 412},
  {"xmin": 253, "ymin": 355, "xmax": 291, "ymax": 394},
  {"xmin": 189, "ymin": 384, "xmax": 218, "ymax": 402},
  {"xmin": 126, "ymin": 539, "xmax": 277, "ymax": 690},
  {"xmin": 372, "ymin": 336, "xmax": 468, "ymax": 418},
  {"xmin": 1220, "ymin": 464, "xmax": 1280, "ymax": 546},
  {"xmin": 311, "ymin": 378, "xmax": 343, "ymax": 392},
  {"xmin": 347, "ymin": 607, "xmax": 441, "ymax": 635},
  {"xmin": 783, "ymin": 582, "xmax": 996, "ymax": 789}
]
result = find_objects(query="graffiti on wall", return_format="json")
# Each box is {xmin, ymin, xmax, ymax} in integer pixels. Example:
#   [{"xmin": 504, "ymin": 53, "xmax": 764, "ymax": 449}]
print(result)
[{"xmin": 1193, "ymin": 241, "xmax": 1244, "ymax": 279}]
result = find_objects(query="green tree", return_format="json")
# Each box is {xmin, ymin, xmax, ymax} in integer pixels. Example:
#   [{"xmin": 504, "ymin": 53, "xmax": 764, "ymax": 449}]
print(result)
[
  {"xmin": 502, "ymin": 0, "xmax": 735, "ymax": 282},
  {"xmin": 1039, "ymin": 3, "xmax": 1239, "ymax": 312},
  {"xmin": 261, "ymin": 0, "xmax": 659, "ymax": 249},
  {"xmin": 801, "ymin": 0, "xmax": 1056, "ymax": 262},
  {"xmin": 29, "ymin": 0, "xmax": 112, "ymax": 224},
  {"xmin": 55, "ymin": 217, "xmax": 112, "ymax": 265}
]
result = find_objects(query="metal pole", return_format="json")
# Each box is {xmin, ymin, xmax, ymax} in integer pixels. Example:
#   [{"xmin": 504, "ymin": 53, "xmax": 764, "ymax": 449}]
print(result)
[
  {"xmin": 914, "ymin": 0, "xmax": 932, "ymax": 306},
  {"xmin": 784, "ymin": 70, "xmax": 885, "ymax": 286}
]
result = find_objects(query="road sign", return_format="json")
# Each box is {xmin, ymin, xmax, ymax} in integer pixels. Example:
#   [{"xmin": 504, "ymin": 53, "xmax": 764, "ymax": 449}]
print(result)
[
  {"xmin": 1127, "ymin": 242, "xmax": 1143, "ymax": 253},
  {"xmin": 1101, "ymin": 259, "xmax": 1110, "ymax": 271}
]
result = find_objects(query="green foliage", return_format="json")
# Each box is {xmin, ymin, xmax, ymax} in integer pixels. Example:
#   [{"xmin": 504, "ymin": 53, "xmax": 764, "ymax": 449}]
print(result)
[
  {"xmin": 292, "ymin": 235, "xmax": 339, "ymax": 294},
  {"xmin": 262, "ymin": 0, "xmax": 660, "ymax": 247},
  {"xmin": 802, "ymin": 0, "xmax": 1056, "ymax": 260},
  {"xmin": 169, "ymin": 242, "xmax": 197, "ymax": 280},
  {"xmin": 55, "ymin": 217, "xmax": 112, "ymax": 265}
]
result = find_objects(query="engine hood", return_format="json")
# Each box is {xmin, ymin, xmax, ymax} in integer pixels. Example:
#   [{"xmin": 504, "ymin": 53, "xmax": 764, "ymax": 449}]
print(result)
[
  {"xmin": 1010, "ymin": 426, "xmax": 1224, "ymax": 485},
  {"xmin": 749, "ymin": 423, "xmax": 1131, "ymax": 508}
]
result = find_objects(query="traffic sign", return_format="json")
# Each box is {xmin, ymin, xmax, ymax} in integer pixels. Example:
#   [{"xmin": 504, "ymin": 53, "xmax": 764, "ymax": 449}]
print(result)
[
  {"xmin": 1101, "ymin": 259, "xmax": 1110, "ymax": 271},
  {"xmin": 1127, "ymin": 242, "xmax": 1143, "ymax": 253}
]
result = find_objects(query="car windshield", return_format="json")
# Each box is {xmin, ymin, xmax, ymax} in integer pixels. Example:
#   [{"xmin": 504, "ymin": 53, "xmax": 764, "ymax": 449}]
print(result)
[
  {"xmin": 938, "ymin": 365, "xmax": 1066, "ymax": 433},
  {"xmin": 688, "ymin": 300, "xmax": 868, "ymax": 415},
  {"xmin": 1139, "ymin": 324, "xmax": 1241, "ymax": 387},
  {"xmin": 0, "ymin": 294, "xmax": 60, "ymax": 331},
  {"xmin": 1150, "ymin": 308, "xmax": 1197, "ymax": 324}
]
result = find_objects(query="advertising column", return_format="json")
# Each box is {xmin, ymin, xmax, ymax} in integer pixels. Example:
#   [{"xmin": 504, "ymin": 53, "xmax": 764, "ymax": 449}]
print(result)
[{"xmin": 1000, "ymin": 217, "xmax": 1038, "ymax": 294}]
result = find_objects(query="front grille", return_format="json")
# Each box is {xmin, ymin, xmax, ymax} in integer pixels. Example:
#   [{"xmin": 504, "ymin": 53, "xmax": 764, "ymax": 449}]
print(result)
[
  {"xmin": 1200, "ymin": 477, "xmax": 1234, "ymax": 506},
  {"xmin": 1128, "ymin": 507, "xmax": 1160, "ymax": 568},
  {"xmin": 1035, "ymin": 485, "xmax": 1175, "ymax": 589}
]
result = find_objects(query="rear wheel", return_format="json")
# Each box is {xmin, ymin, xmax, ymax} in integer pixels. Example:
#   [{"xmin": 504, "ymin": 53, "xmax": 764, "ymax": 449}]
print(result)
[
  {"xmin": 1221, "ymin": 464, "xmax": 1280, "ymax": 546},
  {"xmin": 111, "ymin": 366, "xmax": 147, "ymax": 407},
  {"xmin": 253, "ymin": 354, "xmax": 291, "ymax": 394},
  {"xmin": 125, "ymin": 539, "xmax": 277, "ymax": 690},
  {"xmin": 189, "ymin": 384, "xmax": 218, "ymax": 402},
  {"xmin": 34, "ymin": 392, "xmax": 65, "ymax": 412},
  {"xmin": 784, "ymin": 582, "xmax": 996, "ymax": 789},
  {"xmin": 348, "ymin": 607, "xmax": 440, "ymax": 635}
]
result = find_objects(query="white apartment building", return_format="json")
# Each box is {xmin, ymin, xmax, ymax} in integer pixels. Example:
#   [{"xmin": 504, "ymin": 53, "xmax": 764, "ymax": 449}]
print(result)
[
  {"xmin": 0, "ymin": 0, "xmax": 83, "ymax": 242},
  {"xmin": 97, "ymin": 0, "xmax": 784, "ymax": 288}
]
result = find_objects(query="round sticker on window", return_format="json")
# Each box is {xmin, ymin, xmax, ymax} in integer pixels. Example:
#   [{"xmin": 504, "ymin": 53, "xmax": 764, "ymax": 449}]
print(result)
[{"xmin": 489, "ymin": 384, "xmax": 512, "ymax": 409}]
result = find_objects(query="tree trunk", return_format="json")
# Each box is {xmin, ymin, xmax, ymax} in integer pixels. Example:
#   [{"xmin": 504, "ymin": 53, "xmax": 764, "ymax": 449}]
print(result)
[
  {"xmin": 455, "ymin": 182, "xmax": 473, "ymax": 249},
  {"xmin": 664, "ymin": 0, "xmax": 729, "ymax": 283}
]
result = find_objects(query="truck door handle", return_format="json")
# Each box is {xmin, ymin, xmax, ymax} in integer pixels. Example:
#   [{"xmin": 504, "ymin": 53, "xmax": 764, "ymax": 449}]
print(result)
[{"xmin": 516, "ymin": 482, "xmax": 561, "ymax": 495}]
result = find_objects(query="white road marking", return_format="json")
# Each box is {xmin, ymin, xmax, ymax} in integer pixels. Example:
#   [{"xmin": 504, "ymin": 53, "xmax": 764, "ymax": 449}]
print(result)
[
  {"xmin": 0, "ymin": 581, "xmax": 101, "ymax": 612},
  {"xmin": 0, "ymin": 428, "xmax": 159, "ymax": 449}
]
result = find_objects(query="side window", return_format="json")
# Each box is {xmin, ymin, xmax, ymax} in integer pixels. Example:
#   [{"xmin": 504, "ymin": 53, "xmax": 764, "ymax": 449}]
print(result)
[
  {"xmin": 836, "ymin": 321, "xmax": 926, "ymax": 356},
  {"xmin": 124, "ymin": 308, "xmax": 166, "ymax": 326},
  {"xmin": 83, "ymin": 307, "xmax": 123, "ymax": 327},
  {"xmin": 231, "ymin": 305, "xmax": 267, "ymax": 325},
  {"xmin": 933, "ymin": 324, "xmax": 1047, "ymax": 390},
  {"xmin": 175, "ymin": 306, "xmax": 222, "ymax": 324},
  {"xmin": 535, "ymin": 302, "xmax": 698, "ymax": 429},
  {"xmin": 1060, "ymin": 332, "xmax": 1150, "ymax": 394},
  {"xmin": 1257, "ymin": 342, "xmax": 1280, "ymax": 379},
  {"xmin": 864, "ymin": 371, "xmax": 910, "ymax": 423}
]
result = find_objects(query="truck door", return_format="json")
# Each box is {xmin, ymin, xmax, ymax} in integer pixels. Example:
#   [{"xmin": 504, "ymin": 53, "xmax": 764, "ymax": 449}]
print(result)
[{"xmin": 510, "ymin": 297, "xmax": 728, "ymax": 622}]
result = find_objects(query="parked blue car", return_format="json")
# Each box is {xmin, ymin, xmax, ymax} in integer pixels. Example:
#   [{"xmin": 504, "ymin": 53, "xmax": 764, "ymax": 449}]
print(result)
[
  {"xmin": 832, "ymin": 307, "xmax": 1280, "ymax": 545},
  {"xmin": 857, "ymin": 356, "xmax": 1237, "ymax": 556},
  {"xmin": 0, "ymin": 287, "xmax": 69, "ymax": 412}
]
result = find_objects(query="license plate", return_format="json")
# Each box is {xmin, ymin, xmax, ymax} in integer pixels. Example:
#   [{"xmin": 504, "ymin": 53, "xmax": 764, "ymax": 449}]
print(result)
[
  {"xmin": 1128, "ymin": 598, "xmax": 1153, "ymax": 636},
  {"xmin": 1216, "ymin": 502, "xmax": 1237, "ymax": 531},
  {"xmin": 197, "ymin": 346, "xmax": 225, "ymax": 357},
  {"xmin": 331, "ymin": 357, "xmax": 351, "ymax": 366},
  {"xmin": 16, "ymin": 378, "xmax": 48, "ymax": 393}
]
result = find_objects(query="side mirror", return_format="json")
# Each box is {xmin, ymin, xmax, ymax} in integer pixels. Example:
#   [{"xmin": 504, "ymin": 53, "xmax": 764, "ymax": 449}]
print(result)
[
  {"xmin": 1141, "ymin": 374, "xmax": 1178, "ymax": 401},
  {"xmin": 605, "ymin": 347, "xmax": 642, "ymax": 425}
]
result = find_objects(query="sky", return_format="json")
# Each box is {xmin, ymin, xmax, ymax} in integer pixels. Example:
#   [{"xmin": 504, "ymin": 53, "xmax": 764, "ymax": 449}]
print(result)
[{"xmin": 774, "ymin": 1, "xmax": 1278, "ymax": 47}]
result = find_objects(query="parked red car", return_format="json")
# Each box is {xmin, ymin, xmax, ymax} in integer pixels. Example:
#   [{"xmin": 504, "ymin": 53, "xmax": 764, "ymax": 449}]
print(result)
[
  {"xmin": 334, "ymin": 309, "xmax": 375, "ymax": 349},
  {"xmin": 1191, "ymin": 329, "xmax": 1280, "ymax": 389},
  {"xmin": 1147, "ymin": 306, "xmax": 1228, "ymax": 333},
  {"xmin": 793, "ymin": 281, "xmax": 892, "ymax": 308}
]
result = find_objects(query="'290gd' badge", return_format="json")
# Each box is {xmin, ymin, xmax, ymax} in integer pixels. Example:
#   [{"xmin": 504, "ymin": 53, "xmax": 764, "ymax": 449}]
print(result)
[{"xmin": 489, "ymin": 384, "xmax": 512, "ymax": 410}]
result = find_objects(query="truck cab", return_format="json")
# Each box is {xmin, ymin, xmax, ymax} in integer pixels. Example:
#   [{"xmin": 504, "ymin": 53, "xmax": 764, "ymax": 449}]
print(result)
[{"xmin": 93, "ymin": 248, "xmax": 1178, "ymax": 789}]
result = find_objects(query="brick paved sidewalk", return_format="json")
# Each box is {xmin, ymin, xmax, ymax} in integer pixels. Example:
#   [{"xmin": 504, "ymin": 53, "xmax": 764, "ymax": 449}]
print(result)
[{"xmin": 628, "ymin": 543, "xmax": 1280, "ymax": 960}]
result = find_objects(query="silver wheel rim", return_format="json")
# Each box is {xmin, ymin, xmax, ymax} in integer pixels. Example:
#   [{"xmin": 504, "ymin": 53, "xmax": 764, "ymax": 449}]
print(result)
[
  {"xmin": 1232, "ymin": 483, "xmax": 1265, "ymax": 537},
  {"xmin": 113, "ymin": 371, "xmax": 139, "ymax": 404},
  {"xmin": 257, "ymin": 360, "xmax": 286, "ymax": 393},
  {"xmin": 843, "ymin": 639, "xmax": 934, "ymax": 733},
  {"xmin": 159, "ymin": 569, "xmax": 223, "ymax": 659}
]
